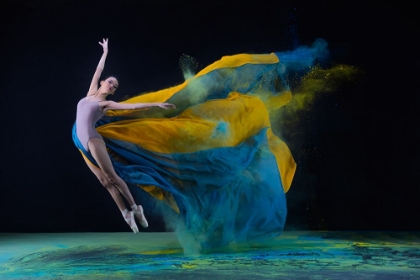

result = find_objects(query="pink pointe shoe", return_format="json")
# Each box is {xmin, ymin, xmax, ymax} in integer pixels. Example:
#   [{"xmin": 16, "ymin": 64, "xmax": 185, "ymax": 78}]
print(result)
[
  {"xmin": 122, "ymin": 210, "xmax": 139, "ymax": 233},
  {"xmin": 132, "ymin": 205, "xmax": 148, "ymax": 228}
]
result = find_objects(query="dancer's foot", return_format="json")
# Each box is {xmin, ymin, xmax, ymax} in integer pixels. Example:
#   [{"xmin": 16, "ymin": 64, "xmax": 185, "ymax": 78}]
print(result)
[
  {"xmin": 132, "ymin": 205, "xmax": 148, "ymax": 228},
  {"xmin": 122, "ymin": 210, "xmax": 139, "ymax": 233}
]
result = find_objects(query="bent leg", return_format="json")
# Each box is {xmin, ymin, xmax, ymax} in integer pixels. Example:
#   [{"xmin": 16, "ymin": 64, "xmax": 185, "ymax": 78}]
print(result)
[
  {"xmin": 87, "ymin": 138, "xmax": 148, "ymax": 228},
  {"xmin": 84, "ymin": 157, "xmax": 140, "ymax": 233},
  {"xmin": 88, "ymin": 138, "xmax": 137, "ymax": 207},
  {"xmin": 84, "ymin": 158, "xmax": 127, "ymax": 211}
]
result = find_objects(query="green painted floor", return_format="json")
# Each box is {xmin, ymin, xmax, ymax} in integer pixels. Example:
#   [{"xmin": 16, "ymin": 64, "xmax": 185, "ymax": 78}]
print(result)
[{"xmin": 0, "ymin": 231, "xmax": 419, "ymax": 279}]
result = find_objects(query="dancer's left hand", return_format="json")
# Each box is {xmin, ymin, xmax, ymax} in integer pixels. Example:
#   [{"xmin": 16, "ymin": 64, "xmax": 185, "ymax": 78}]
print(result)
[
  {"xmin": 158, "ymin": 103, "xmax": 176, "ymax": 109},
  {"xmin": 99, "ymin": 38, "xmax": 108, "ymax": 52}
]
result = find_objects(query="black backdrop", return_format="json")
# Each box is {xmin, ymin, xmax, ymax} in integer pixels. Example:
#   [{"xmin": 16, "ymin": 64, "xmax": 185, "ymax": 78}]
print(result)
[{"xmin": 1, "ymin": 0, "xmax": 417, "ymax": 233}]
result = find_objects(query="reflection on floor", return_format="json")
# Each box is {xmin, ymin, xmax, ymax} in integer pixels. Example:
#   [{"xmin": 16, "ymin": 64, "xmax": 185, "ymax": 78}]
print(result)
[{"xmin": 0, "ymin": 231, "xmax": 419, "ymax": 279}]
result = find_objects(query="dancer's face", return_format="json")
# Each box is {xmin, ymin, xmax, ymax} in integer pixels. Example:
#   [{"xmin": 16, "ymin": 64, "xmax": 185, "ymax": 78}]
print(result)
[{"xmin": 101, "ymin": 77, "xmax": 119, "ymax": 95}]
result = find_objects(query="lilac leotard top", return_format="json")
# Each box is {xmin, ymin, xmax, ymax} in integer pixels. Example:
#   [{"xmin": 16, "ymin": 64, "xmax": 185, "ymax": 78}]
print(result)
[{"xmin": 76, "ymin": 97, "xmax": 105, "ymax": 152}]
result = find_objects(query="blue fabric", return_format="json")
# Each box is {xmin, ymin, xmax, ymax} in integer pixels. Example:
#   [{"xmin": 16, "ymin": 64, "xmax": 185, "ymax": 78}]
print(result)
[{"xmin": 106, "ymin": 128, "xmax": 287, "ymax": 248}]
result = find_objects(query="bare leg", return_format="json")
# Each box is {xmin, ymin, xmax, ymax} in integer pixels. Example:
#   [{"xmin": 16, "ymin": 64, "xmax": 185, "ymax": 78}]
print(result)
[
  {"xmin": 84, "ymin": 158, "xmax": 139, "ymax": 233},
  {"xmin": 87, "ymin": 138, "xmax": 148, "ymax": 228},
  {"xmin": 84, "ymin": 159, "xmax": 127, "ymax": 211},
  {"xmin": 88, "ymin": 138, "xmax": 136, "ymax": 206}
]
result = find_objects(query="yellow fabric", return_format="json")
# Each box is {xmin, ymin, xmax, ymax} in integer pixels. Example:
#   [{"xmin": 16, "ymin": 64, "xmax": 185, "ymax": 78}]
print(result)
[
  {"xmin": 104, "ymin": 53, "xmax": 279, "ymax": 117},
  {"xmin": 98, "ymin": 92, "xmax": 269, "ymax": 153},
  {"xmin": 98, "ymin": 92, "xmax": 295, "ymax": 193},
  {"xmin": 266, "ymin": 129, "xmax": 296, "ymax": 192}
]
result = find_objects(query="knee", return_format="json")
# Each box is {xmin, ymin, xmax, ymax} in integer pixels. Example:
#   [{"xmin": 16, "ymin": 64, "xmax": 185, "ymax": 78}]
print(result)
[
  {"xmin": 103, "ymin": 172, "xmax": 119, "ymax": 185},
  {"xmin": 98, "ymin": 177, "xmax": 113, "ymax": 189}
]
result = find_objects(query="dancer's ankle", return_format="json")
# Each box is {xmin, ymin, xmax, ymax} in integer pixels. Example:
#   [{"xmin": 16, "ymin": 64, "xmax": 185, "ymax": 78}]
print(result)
[{"xmin": 130, "ymin": 204, "xmax": 139, "ymax": 211}]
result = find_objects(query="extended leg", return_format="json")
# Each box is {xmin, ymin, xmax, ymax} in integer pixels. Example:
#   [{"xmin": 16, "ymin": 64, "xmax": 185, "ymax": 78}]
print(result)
[
  {"xmin": 84, "ymin": 158, "xmax": 139, "ymax": 233},
  {"xmin": 88, "ymin": 138, "xmax": 136, "ymax": 206},
  {"xmin": 84, "ymin": 158, "xmax": 126, "ymax": 211},
  {"xmin": 88, "ymin": 138, "xmax": 148, "ymax": 228}
]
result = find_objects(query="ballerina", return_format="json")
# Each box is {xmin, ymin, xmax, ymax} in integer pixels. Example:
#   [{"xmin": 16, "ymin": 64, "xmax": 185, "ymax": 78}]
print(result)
[{"xmin": 72, "ymin": 38, "xmax": 176, "ymax": 233}]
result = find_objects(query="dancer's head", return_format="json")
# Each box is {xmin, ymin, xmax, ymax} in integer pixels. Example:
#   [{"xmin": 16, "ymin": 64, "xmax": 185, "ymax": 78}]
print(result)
[{"xmin": 100, "ymin": 76, "xmax": 119, "ymax": 95}]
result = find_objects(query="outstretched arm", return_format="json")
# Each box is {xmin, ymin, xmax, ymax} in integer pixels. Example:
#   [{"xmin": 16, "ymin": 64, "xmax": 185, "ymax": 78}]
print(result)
[
  {"xmin": 101, "ymin": 101, "xmax": 176, "ymax": 112},
  {"xmin": 87, "ymin": 38, "xmax": 109, "ymax": 96}
]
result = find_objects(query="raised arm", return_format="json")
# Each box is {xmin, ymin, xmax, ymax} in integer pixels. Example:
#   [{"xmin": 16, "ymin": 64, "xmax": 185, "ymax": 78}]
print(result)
[
  {"xmin": 100, "ymin": 101, "xmax": 176, "ymax": 113},
  {"xmin": 87, "ymin": 38, "xmax": 109, "ymax": 96}
]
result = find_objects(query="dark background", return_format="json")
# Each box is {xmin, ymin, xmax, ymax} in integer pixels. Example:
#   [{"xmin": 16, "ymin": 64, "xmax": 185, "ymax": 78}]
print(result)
[{"xmin": 1, "ymin": 0, "xmax": 417, "ymax": 233}]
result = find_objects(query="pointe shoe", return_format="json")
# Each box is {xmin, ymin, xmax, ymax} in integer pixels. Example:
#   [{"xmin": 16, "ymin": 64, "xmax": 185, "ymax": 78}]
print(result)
[
  {"xmin": 123, "ymin": 210, "xmax": 139, "ymax": 233},
  {"xmin": 132, "ymin": 205, "xmax": 148, "ymax": 228}
]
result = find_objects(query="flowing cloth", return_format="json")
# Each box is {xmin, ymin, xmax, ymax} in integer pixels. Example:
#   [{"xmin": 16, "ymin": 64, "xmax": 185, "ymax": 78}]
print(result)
[{"xmin": 72, "ymin": 40, "xmax": 328, "ymax": 249}]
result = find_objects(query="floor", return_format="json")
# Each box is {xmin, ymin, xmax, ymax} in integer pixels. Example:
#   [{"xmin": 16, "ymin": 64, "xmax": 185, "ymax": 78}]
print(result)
[{"xmin": 0, "ymin": 231, "xmax": 419, "ymax": 279}]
